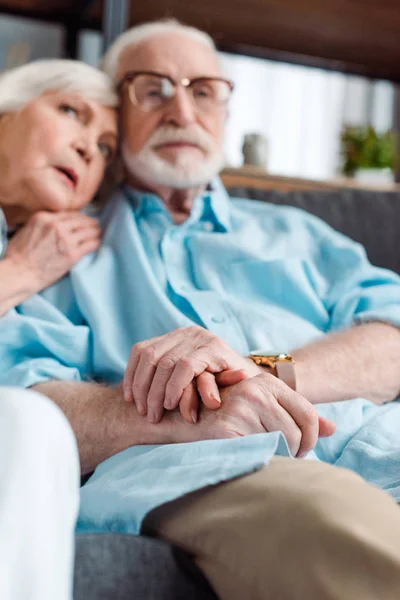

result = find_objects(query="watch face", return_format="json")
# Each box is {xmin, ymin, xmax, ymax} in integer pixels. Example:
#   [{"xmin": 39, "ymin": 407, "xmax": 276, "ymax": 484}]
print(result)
[{"xmin": 251, "ymin": 350, "xmax": 284, "ymax": 358}]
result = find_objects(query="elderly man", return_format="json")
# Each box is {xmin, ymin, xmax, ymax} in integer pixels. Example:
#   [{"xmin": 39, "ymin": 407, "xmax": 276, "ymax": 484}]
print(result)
[{"xmin": 1, "ymin": 20, "xmax": 400, "ymax": 600}]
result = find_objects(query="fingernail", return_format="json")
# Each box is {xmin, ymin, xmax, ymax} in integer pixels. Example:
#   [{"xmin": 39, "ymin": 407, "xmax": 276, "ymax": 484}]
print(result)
[
  {"xmin": 123, "ymin": 388, "xmax": 131, "ymax": 402},
  {"xmin": 191, "ymin": 409, "xmax": 198, "ymax": 424},
  {"xmin": 210, "ymin": 393, "xmax": 221, "ymax": 405},
  {"xmin": 163, "ymin": 399, "xmax": 172, "ymax": 410}
]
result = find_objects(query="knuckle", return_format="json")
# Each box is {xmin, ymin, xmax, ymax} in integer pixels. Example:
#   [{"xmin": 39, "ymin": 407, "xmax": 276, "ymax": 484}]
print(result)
[
  {"xmin": 133, "ymin": 341, "xmax": 147, "ymax": 353},
  {"xmin": 187, "ymin": 325, "xmax": 203, "ymax": 337},
  {"xmin": 158, "ymin": 355, "xmax": 176, "ymax": 372},
  {"xmin": 177, "ymin": 356, "xmax": 194, "ymax": 372},
  {"xmin": 302, "ymin": 402, "xmax": 318, "ymax": 427},
  {"xmin": 245, "ymin": 380, "xmax": 265, "ymax": 401},
  {"xmin": 142, "ymin": 346, "xmax": 157, "ymax": 364}
]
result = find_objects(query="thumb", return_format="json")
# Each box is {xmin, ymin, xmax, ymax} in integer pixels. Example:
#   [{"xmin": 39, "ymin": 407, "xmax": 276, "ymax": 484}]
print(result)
[
  {"xmin": 318, "ymin": 416, "xmax": 336, "ymax": 438},
  {"xmin": 215, "ymin": 369, "xmax": 249, "ymax": 388}
]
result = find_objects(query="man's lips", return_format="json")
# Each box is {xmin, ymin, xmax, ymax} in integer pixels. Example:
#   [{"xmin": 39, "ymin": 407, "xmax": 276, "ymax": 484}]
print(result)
[
  {"xmin": 155, "ymin": 142, "xmax": 202, "ymax": 151},
  {"xmin": 53, "ymin": 166, "xmax": 79, "ymax": 189}
]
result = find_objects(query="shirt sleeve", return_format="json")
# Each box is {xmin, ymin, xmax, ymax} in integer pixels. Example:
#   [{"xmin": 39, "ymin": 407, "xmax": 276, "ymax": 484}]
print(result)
[
  {"xmin": 0, "ymin": 285, "xmax": 93, "ymax": 389},
  {"xmin": 303, "ymin": 214, "xmax": 400, "ymax": 332}
]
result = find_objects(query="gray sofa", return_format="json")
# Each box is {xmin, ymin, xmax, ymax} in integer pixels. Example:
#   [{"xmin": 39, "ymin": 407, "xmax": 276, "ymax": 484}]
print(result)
[{"xmin": 74, "ymin": 187, "xmax": 400, "ymax": 599}]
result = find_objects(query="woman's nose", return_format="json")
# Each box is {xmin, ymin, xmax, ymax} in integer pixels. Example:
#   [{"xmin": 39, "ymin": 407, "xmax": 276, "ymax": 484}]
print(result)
[{"xmin": 74, "ymin": 139, "xmax": 94, "ymax": 163}]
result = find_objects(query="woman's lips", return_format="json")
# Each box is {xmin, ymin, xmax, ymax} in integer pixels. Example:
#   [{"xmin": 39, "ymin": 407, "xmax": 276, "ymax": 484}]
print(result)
[{"xmin": 53, "ymin": 166, "xmax": 78, "ymax": 189}]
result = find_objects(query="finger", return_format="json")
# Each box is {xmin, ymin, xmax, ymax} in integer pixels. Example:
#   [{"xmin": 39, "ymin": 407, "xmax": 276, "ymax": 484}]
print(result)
[
  {"xmin": 215, "ymin": 369, "xmax": 248, "ymax": 388},
  {"xmin": 54, "ymin": 212, "xmax": 101, "ymax": 227},
  {"xmin": 134, "ymin": 336, "xmax": 186, "ymax": 421},
  {"xmin": 146, "ymin": 336, "xmax": 208, "ymax": 417},
  {"xmin": 259, "ymin": 398, "xmax": 302, "ymax": 456},
  {"xmin": 164, "ymin": 347, "xmax": 231, "ymax": 410},
  {"xmin": 123, "ymin": 346, "xmax": 141, "ymax": 403},
  {"xmin": 318, "ymin": 416, "xmax": 336, "ymax": 438},
  {"xmin": 147, "ymin": 340, "xmax": 194, "ymax": 422},
  {"xmin": 131, "ymin": 334, "xmax": 191, "ymax": 421},
  {"xmin": 274, "ymin": 385, "xmax": 319, "ymax": 457},
  {"xmin": 196, "ymin": 372, "xmax": 221, "ymax": 409},
  {"xmin": 70, "ymin": 227, "xmax": 101, "ymax": 247},
  {"xmin": 131, "ymin": 352, "xmax": 157, "ymax": 417},
  {"xmin": 125, "ymin": 329, "xmax": 190, "ymax": 406},
  {"xmin": 179, "ymin": 384, "xmax": 199, "ymax": 424},
  {"xmin": 73, "ymin": 238, "xmax": 101, "ymax": 261},
  {"xmin": 122, "ymin": 335, "xmax": 164, "ymax": 404}
]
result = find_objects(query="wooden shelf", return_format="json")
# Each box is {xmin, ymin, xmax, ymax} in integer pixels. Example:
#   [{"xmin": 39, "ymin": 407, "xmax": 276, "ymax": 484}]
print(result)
[{"xmin": 221, "ymin": 166, "xmax": 400, "ymax": 193}]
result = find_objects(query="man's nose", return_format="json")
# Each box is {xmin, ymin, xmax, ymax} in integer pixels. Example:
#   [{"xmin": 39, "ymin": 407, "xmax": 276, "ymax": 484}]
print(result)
[{"xmin": 164, "ymin": 88, "xmax": 197, "ymax": 127}]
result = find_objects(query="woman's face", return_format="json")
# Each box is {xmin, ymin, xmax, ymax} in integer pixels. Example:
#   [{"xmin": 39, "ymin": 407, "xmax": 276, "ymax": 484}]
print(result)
[{"xmin": 0, "ymin": 90, "xmax": 118, "ymax": 220}]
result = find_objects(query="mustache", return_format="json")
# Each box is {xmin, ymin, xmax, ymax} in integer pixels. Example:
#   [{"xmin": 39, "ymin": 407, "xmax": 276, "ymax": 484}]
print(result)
[{"xmin": 147, "ymin": 126, "xmax": 216, "ymax": 153}]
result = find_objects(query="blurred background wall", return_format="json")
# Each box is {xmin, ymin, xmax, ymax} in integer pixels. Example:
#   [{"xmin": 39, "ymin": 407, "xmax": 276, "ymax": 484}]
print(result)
[{"xmin": 0, "ymin": 8, "xmax": 396, "ymax": 183}]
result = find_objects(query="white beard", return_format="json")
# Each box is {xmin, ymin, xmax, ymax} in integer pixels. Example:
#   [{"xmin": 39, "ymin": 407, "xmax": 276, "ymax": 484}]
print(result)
[{"xmin": 122, "ymin": 129, "xmax": 225, "ymax": 190}]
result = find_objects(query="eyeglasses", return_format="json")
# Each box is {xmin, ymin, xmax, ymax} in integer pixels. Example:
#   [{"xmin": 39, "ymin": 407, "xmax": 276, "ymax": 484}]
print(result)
[{"xmin": 118, "ymin": 71, "xmax": 234, "ymax": 114}]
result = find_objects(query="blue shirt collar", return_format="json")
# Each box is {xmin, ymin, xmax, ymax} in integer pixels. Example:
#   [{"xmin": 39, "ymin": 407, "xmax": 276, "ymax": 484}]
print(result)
[{"xmin": 123, "ymin": 177, "xmax": 232, "ymax": 233}]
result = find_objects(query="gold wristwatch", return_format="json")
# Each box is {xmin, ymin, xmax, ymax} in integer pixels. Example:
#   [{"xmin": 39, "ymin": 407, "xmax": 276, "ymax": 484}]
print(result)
[{"xmin": 249, "ymin": 352, "xmax": 296, "ymax": 391}]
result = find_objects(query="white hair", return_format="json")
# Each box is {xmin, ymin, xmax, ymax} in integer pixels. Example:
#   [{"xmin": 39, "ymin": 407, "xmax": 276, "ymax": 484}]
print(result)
[
  {"xmin": 0, "ymin": 59, "xmax": 118, "ymax": 115},
  {"xmin": 102, "ymin": 19, "xmax": 218, "ymax": 82}
]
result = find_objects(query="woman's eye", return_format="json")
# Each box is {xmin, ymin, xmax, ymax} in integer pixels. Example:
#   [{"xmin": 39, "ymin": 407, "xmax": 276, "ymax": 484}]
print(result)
[
  {"xmin": 59, "ymin": 104, "xmax": 79, "ymax": 118},
  {"xmin": 98, "ymin": 143, "xmax": 115, "ymax": 161}
]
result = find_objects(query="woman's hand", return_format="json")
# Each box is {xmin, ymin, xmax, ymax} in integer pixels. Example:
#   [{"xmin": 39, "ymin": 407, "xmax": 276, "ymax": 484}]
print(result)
[
  {"xmin": 122, "ymin": 326, "xmax": 262, "ymax": 423},
  {"xmin": 5, "ymin": 211, "xmax": 101, "ymax": 293},
  {"xmin": 177, "ymin": 369, "xmax": 249, "ymax": 424}
]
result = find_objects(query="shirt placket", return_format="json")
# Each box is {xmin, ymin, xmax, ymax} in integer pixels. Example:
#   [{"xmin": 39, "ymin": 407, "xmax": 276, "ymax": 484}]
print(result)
[{"xmin": 160, "ymin": 223, "xmax": 250, "ymax": 354}]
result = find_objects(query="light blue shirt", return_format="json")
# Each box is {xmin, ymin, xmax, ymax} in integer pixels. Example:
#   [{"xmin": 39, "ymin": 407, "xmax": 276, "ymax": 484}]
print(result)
[{"xmin": 0, "ymin": 180, "xmax": 399, "ymax": 533}]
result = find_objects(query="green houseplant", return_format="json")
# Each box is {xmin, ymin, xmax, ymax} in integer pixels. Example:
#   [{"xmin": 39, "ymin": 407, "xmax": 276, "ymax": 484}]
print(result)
[{"xmin": 340, "ymin": 125, "xmax": 399, "ymax": 179}]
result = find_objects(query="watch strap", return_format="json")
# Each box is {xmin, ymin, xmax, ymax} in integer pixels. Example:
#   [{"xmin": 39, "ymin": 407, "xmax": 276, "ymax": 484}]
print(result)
[{"xmin": 275, "ymin": 360, "xmax": 296, "ymax": 391}]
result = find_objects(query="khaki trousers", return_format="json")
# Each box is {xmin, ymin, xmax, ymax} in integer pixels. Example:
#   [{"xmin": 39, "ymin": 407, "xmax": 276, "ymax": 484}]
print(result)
[{"xmin": 144, "ymin": 457, "xmax": 400, "ymax": 600}]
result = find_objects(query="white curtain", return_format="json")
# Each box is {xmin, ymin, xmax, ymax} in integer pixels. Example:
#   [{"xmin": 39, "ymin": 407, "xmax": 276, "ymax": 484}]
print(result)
[{"xmin": 219, "ymin": 52, "xmax": 395, "ymax": 180}]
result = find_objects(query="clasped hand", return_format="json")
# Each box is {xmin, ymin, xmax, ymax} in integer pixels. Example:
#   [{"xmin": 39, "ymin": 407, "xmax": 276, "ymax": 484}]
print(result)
[{"xmin": 122, "ymin": 326, "xmax": 335, "ymax": 456}]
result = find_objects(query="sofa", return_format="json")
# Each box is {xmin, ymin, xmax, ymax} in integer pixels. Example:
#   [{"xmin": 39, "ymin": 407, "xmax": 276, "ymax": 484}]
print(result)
[{"xmin": 74, "ymin": 187, "xmax": 400, "ymax": 599}]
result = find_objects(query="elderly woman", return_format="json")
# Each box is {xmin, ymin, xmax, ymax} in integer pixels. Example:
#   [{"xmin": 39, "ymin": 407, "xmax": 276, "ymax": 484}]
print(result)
[
  {"xmin": 0, "ymin": 59, "xmax": 118, "ymax": 315},
  {"xmin": 0, "ymin": 59, "xmax": 117, "ymax": 600}
]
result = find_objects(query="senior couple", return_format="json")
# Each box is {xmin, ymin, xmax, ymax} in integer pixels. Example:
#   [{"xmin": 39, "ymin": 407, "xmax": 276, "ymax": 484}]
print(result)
[{"xmin": 1, "ymin": 19, "xmax": 400, "ymax": 600}]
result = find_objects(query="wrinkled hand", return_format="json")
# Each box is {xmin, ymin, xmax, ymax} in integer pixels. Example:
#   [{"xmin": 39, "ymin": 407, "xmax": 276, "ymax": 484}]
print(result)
[
  {"xmin": 192, "ymin": 373, "xmax": 336, "ymax": 457},
  {"xmin": 175, "ymin": 369, "xmax": 249, "ymax": 424},
  {"xmin": 5, "ymin": 211, "xmax": 101, "ymax": 292},
  {"xmin": 123, "ymin": 326, "xmax": 262, "ymax": 423}
]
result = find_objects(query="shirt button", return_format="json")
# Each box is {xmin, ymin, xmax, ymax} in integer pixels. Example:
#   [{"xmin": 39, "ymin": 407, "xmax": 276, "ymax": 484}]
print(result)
[
  {"xmin": 203, "ymin": 221, "xmax": 213, "ymax": 231},
  {"xmin": 211, "ymin": 316, "xmax": 226, "ymax": 324}
]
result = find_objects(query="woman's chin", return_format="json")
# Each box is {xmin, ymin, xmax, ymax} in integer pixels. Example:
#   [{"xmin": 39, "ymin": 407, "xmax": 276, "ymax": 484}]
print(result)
[{"xmin": 30, "ymin": 181, "xmax": 76, "ymax": 213}]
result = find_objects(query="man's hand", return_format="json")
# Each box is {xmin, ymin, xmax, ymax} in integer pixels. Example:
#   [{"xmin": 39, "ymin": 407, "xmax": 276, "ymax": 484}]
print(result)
[
  {"xmin": 195, "ymin": 373, "xmax": 336, "ymax": 457},
  {"xmin": 122, "ymin": 326, "xmax": 261, "ymax": 423}
]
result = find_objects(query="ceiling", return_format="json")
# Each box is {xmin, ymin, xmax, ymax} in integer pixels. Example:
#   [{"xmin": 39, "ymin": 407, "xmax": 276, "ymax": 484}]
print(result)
[{"xmin": 1, "ymin": 0, "xmax": 400, "ymax": 81}]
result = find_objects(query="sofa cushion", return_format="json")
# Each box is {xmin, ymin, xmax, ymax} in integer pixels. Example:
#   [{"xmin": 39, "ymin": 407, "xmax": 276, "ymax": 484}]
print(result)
[
  {"xmin": 74, "ymin": 533, "xmax": 217, "ymax": 600},
  {"xmin": 228, "ymin": 188, "xmax": 400, "ymax": 274}
]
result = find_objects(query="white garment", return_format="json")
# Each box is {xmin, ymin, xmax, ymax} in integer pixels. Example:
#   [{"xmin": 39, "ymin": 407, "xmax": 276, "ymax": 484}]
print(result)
[{"xmin": 0, "ymin": 387, "xmax": 80, "ymax": 600}]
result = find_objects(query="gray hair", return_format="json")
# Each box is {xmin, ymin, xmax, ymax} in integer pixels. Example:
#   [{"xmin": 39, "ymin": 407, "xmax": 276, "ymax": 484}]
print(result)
[
  {"xmin": 102, "ymin": 19, "xmax": 218, "ymax": 82},
  {"xmin": 0, "ymin": 59, "xmax": 118, "ymax": 115}
]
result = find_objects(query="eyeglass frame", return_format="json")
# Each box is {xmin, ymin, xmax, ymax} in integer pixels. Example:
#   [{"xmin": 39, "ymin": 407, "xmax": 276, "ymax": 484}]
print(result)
[{"xmin": 117, "ymin": 70, "xmax": 235, "ymax": 112}]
